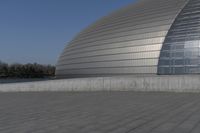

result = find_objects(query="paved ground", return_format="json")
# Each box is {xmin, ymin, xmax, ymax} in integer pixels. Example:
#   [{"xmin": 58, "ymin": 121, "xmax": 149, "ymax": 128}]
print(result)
[{"xmin": 0, "ymin": 92, "xmax": 200, "ymax": 133}]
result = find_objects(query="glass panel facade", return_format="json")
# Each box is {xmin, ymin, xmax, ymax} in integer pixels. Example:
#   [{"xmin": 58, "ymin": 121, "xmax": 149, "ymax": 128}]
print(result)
[{"xmin": 158, "ymin": 0, "xmax": 200, "ymax": 74}]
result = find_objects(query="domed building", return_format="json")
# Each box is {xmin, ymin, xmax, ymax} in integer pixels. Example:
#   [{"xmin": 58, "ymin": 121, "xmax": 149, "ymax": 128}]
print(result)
[{"xmin": 56, "ymin": 0, "xmax": 200, "ymax": 78}]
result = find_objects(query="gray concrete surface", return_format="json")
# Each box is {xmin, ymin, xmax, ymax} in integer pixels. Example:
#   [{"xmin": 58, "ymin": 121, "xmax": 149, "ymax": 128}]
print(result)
[
  {"xmin": 1, "ymin": 92, "xmax": 200, "ymax": 133},
  {"xmin": 1, "ymin": 75, "xmax": 200, "ymax": 92}
]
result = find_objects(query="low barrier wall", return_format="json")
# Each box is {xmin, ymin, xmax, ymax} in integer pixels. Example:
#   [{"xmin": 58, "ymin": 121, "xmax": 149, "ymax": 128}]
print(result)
[{"xmin": 0, "ymin": 76, "xmax": 200, "ymax": 92}]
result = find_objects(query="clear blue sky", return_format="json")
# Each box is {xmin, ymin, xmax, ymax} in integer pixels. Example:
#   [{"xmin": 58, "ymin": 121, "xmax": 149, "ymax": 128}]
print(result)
[{"xmin": 0, "ymin": 0, "xmax": 136, "ymax": 65}]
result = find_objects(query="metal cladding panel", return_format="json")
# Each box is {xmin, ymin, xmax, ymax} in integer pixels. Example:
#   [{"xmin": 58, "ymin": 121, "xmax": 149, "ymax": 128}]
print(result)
[{"xmin": 56, "ymin": 0, "xmax": 188, "ymax": 77}]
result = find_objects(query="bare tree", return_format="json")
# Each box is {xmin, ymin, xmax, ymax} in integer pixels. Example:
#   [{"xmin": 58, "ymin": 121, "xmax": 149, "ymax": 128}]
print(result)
[{"xmin": 0, "ymin": 61, "xmax": 55, "ymax": 78}]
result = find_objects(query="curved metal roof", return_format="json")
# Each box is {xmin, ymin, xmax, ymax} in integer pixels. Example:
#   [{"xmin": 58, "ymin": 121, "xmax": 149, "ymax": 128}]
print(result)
[{"xmin": 56, "ymin": 0, "xmax": 188, "ymax": 77}]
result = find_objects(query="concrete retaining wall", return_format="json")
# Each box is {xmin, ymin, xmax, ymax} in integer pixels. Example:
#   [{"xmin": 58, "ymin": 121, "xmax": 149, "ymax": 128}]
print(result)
[{"xmin": 0, "ymin": 75, "xmax": 200, "ymax": 92}]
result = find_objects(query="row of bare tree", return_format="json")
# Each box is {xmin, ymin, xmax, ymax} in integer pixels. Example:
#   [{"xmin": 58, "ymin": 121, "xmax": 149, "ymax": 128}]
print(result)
[{"xmin": 0, "ymin": 61, "xmax": 55, "ymax": 78}]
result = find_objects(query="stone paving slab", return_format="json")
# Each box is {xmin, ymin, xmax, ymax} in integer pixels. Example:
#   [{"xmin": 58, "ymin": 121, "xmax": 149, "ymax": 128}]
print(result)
[{"xmin": 0, "ymin": 92, "xmax": 200, "ymax": 133}]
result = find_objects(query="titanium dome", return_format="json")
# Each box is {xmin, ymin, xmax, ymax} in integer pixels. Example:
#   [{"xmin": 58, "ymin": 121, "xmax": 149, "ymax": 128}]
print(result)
[{"xmin": 56, "ymin": 0, "xmax": 200, "ymax": 78}]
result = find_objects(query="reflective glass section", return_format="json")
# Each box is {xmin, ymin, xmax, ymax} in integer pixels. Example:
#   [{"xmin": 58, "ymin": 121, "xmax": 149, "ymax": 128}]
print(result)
[{"xmin": 158, "ymin": 0, "xmax": 200, "ymax": 74}]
